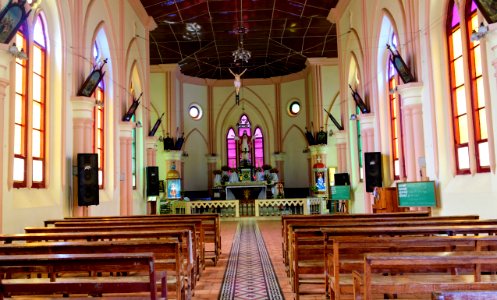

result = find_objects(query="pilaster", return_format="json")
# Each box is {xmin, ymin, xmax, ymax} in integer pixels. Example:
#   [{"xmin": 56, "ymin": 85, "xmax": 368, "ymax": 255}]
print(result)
[
  {"xmin": 71, "ymin": 96, "xmax": 96, "ymax": 217},
  {"xmin": 398, "ymin": 82, "xmax": 425, "ymax": 181}
]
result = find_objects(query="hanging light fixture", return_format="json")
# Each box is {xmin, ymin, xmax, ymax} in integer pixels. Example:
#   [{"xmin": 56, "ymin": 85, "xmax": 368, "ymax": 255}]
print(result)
[
  {"xmin": 232, "ymin": 27, "xmax": 251, "ymax": 63},
  {"xmin": 232, "ymin": 0, "xmax": 251, "ymax": 63}
]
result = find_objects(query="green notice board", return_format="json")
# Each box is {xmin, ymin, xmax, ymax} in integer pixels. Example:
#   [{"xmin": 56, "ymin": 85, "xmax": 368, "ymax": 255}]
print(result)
[
  {"xmin": 331, "ymin": 185, "xmax": 350, "ymax": 200},
  {"xmin": 397, "ymin": 181, "xmax": 436, "ymax": 207}
]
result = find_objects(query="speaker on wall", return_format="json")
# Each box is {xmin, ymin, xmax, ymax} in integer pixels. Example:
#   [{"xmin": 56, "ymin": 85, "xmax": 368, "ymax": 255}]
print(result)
[
  {"xmin": 334, "ymin": 173, "xmax": 350, "ymax": 186},
  {"xmin": 77, "ymin": 153, "xmax": 99, "ymax": 206},
  {"xmin": 147, "ymin": 166, "xmax": 160, "ymax": 196},
  {"xmin": 364, "ymin": 152, "xmax": 382, "ymax": 193}
]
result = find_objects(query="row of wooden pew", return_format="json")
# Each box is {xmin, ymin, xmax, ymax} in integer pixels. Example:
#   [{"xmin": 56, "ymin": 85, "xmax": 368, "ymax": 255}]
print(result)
[
  {"xmin": 281, "ymin": 212, "xmax": 497, "ymax": 299},
  {"xmin": 0, "ymin": 213, "xmax": 221, "ymax": 299}
]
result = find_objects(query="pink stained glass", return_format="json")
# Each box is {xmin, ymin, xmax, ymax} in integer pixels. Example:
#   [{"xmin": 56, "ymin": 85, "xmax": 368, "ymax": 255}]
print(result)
[
  {"xmin": 451, "ymin": 2, "xmax": 460, "ymax": 28},
  {"xmin": 451, "ymin": 3, "xmax": 461, "ymax": 28},
  {"xmin": 254, "ymin": 128, "xmax": 264, "ymax": 168},
  {"xmin": 227, "ymin": 128, "xmax": 237, "ymax": 168},
  {"xmin": 471, "ymin": 0, "xmax": 477, "ymax": 13}
]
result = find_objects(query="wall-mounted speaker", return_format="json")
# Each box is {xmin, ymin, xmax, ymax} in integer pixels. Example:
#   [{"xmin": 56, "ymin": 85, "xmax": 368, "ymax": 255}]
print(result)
[
  {"xmin": 334, "ymin": 173, "xmax": 350, "ymax": 186},
  {"xmin": 146, "ymin": 166, "xmax": 159, "ymax": 196},
  {"xmin": 365, "ymin": 152, "xmax": 382, "ymax": 193},
  {"xmin": 77, "ymin": 153, "xmax": 99, "ymax": 206}
]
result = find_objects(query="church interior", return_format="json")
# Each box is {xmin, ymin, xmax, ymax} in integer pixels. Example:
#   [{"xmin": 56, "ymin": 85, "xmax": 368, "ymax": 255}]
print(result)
[{"xmin": 1, "ymin": 0, "xmax": 497, "ymax": 299}]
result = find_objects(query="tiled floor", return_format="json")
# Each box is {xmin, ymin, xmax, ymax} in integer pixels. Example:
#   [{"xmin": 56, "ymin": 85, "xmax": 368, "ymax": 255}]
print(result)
[{"xmin": 192, "ymin": 219, "xmax": 325, "ymax": 300}]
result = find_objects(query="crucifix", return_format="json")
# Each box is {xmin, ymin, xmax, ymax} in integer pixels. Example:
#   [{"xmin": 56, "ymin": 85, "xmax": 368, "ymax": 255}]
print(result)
[{"xmin": 229, "ymin": 68, "xmax": 247, "ymax": 105}]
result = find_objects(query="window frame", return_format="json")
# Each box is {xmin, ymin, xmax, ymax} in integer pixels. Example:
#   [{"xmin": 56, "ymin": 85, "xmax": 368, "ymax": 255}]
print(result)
[
  {"xmin": 465, "ymin": 0, "xmax": 490, "ymax": 173},
  {"xmin": 13, "ymin": 28, "xmax": 28, "ymax": 188}
]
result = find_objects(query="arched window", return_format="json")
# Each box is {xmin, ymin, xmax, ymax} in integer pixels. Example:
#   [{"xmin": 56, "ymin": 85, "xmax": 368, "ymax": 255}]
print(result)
[
  {"xmin": 466, "ymin": 0, "xmax": 490, "ymax": 172},
  {"xmin": 253, "ymin": 128, "xmax": 264, "ymax": 168},
  {"xmin": 388, "ymin": 34, "xmax": 405, "ymax": 180},
  {"xmin": 132, "ymin": 114, "xmax": 137, "ymax": 189},
  {"xmin": 226, "ymin": 114, "xmax": 265, "ymax": 168},
  {"xmin": 226, "ymin": 128, "xmax": 237, "ymax": 168},
  {"xmin": 447, "ymin": 0, "xmax": 490, "ymax": 174},
  {"xmin": 356, "ymin": 106, "xmax": 363, "ymax": 181},
  {"xmin": 93, "ymin": 42, "xmax": 105, "ymax": 188},
  {"xmin": 13, "ymin": 26, "xmax": 28, "ymax": 187},
  {"xmin": 13, "ymin": 14, "xmax": 48, "ymax": 188}
]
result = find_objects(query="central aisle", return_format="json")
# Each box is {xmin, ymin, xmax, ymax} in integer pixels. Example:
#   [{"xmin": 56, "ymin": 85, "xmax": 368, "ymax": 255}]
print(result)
[
  {"xmin": 219, "ymin": 219, "xmax": 284, "ymax": 300},
  {"xmin": 192, "ymin": 220, "xmax": 295, "ymax": 299}
]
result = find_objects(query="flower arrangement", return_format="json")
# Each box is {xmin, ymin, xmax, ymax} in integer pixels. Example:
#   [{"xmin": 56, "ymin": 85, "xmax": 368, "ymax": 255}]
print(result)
[
  {"xmin": 221, "ymin": 165, "xmax": 230, "ymax": 172},
  {"xmin": 262, "ymin": 164, "xmax": 272, "ymax": 171},
  {"xmin": 221, "ymin": 174, "xmax": 229, "ymax": 184},
  {"xmin": 270, "ymin": 168, "xmax": 279, "ymax": 173},
  {"xmin": 230, "ymin": 168, "xmax": 238, "ymax": 173},
  {"xmin": 255, "ymin": 166, "xmax": 263, "ymax": 172},
  {"xmin": 264, "ymin": 173, "xmax": 273, "ymax": 184},
  {"xmin": 213, "ymin": 169, "xmax": 222, "ymax": 175}
]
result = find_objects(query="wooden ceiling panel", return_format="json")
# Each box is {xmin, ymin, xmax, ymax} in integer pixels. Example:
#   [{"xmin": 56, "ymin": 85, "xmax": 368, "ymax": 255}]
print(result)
[{"xmin": 143, "ymin": 0, "xmax": 338, "ymax": 79}]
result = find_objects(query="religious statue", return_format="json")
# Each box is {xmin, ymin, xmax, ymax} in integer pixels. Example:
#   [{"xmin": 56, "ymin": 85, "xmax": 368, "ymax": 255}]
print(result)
[
  {"xmin": 229, "ymin": 68, "xmax": 247, "ymax": 105},
  {"xmin": 239, "ymin": 131, "xmax": 251, "ymax": 167}
]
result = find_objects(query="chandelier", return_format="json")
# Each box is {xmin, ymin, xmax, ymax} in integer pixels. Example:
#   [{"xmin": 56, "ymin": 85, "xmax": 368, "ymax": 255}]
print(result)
[{"xmin": 232, "ymin": 26, "xmax": 251, "ymax": 63}]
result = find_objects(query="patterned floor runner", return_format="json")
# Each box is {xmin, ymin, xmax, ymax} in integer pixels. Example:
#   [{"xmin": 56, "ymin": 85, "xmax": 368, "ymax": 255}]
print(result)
[{"xmin": 219, "ymin": 219, "xmax": 284, "ymax": 300}]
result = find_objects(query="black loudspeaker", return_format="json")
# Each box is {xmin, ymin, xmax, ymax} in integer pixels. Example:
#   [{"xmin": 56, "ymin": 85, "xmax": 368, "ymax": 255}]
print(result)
[
  {"xmin": 334, "ymin": 173, "xmax": 350, "ymax": 186},
  {"xmin": 147, "ymin": 166, "xmax": 159, "ymax": 196},
  {"xmin": 365, "ymin": 152, "xmax": 382, "ymax": 193},
  {"xmin": 77, "ymin": 153, "xmax": 99, "ymax": 206}
]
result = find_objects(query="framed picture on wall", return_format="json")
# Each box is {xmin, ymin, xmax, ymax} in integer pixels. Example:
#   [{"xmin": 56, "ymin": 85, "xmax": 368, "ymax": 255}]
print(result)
[
  {"xmin": 0, "ymin": 0, "xmax": 31, "ymax": 44},
  {"xmin": 166, "ymin": 179, "xmax": 181, "ymax": 199},
  {"xmin": 474, "ymin": 0, "xmax": 497, "ymax": 24}
]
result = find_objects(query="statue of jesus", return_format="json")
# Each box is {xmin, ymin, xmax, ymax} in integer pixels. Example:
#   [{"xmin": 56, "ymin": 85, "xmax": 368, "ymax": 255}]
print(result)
[{"xmin": 229, "ymin": 68, "xmax": 247, "ymax": 105}]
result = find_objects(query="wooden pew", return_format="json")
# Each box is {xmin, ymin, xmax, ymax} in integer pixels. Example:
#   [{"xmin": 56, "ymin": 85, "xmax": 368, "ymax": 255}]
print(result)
[
  {"xmin": 46, "ymin": 213, "xmax": 222, "ymax": 265},
  {"xmin": 291, "ymin": 222, "xmax": 497, "ymax": 299},
  {"xmin": 353, "ymin": 251, "xmax": 497, "ymax": 300},
  {"xmin": 0, "ymin": 252, "xmax": 166, "ymax": 300},
  {"xmin": 0, "ymin": 230, "xmax": 194, "ymax": 298},
  {"xmin": 282, "ymin": 215, "xmax": 479, "ymax": 267},
  {"xmin": 0, "ymin": 240, "xmax": 185, "ymax": 300},
  {"xmin": 432, "ymin": 291, "xmax": 497, "ymax": 299},
  {"xmin": 26, "ymin": 222, "xmax": 203, "ymax": 276},
  {"xmin": 286, "ymin": 217, "xmax": 492, "ymax": 294},
  {"xmin": 326, "ymin": 235, "xmax": 497, "ymax": 299},
  {"xmin": 48, "ymin": 219, "xmax": 205, "ymax": 268}
]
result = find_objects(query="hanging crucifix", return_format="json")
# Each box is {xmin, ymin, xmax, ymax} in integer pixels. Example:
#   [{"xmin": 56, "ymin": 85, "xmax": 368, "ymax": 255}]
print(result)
[{"xmin": 229, "ymin": 68, "xmax": 247, "ymax": 105}]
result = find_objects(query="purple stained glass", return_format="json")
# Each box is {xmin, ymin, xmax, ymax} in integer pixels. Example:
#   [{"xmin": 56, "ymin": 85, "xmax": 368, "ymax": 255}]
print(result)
[
  {"xmin": 33, "ymin": 16, "xmax": 46, "ymax": 47},
  {"xmin": 471, "ymin": 0, "xmax": 477, "ymax": 13},
  {"xmin": 452, "ymin": 2, "xmax": 461, "ymax": 28}
]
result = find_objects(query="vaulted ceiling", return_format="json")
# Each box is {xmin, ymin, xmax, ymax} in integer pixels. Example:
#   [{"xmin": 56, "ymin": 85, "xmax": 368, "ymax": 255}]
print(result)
[{"xmin": 140, "ymin": 0, "xmax": 339, "ymax": 79}]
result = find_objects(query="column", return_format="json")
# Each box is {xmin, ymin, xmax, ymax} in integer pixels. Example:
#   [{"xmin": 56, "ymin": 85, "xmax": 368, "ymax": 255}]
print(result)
[
  {"xmin": 273, "ymin": 153, "xmax": 285, "ymax": 183},
  {"xmin": 359, "ymin": 113, "xmax": 376, "ymax": 213},
  {"xmin": 145, "ymin": 136, "xmax": 159, "ymax": 166},
  {"xmin": 207, "ymin": 155, "xmax": 218, "ymax": 191},
  {"xmin": 334, "ymin": 132, "xmax": 347, "ymax": 173},
  {"xmin": 0, "ymin": 44, "xmax": 11, "ymax": 232},
  {"xmin": 119, "ymin": 122, "xmax": 134, "ymax": 215},
  {"xmin": 398, "ymin": 82, "xmax": 425, "ymax": 182},
  {"xmin": 145, "ymin": 136, "xmax": 159, "ymax": 214},
  {"xmin": 71, "ymin": 96, "xmax": 95, "ymax": 217}
]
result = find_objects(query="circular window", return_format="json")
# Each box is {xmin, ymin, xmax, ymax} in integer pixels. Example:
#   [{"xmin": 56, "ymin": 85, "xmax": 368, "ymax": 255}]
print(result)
[
  {"xmin": 188, "ymin": 104, "xmax": 203, "ymax": 120},
  {"xmin": 288, "ymin": 100, "xmax": 301, "ymax": 116}
]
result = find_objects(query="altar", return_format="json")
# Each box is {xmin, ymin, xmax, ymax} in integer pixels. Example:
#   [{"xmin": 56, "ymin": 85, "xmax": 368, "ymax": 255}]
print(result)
[
  {"xmin": 225, "ymin": 182, "xmax": 267, "ymax": 200},
  {"xmin": 225, "ymin": 182, "xmax": 267, "ymax": 216}
]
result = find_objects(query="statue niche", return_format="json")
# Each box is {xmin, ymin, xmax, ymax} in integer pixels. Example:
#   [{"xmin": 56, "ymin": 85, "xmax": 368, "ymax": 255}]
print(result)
[{"xmin": 239, "ymin": 131, "xmax": 252, "ymax": 167}]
